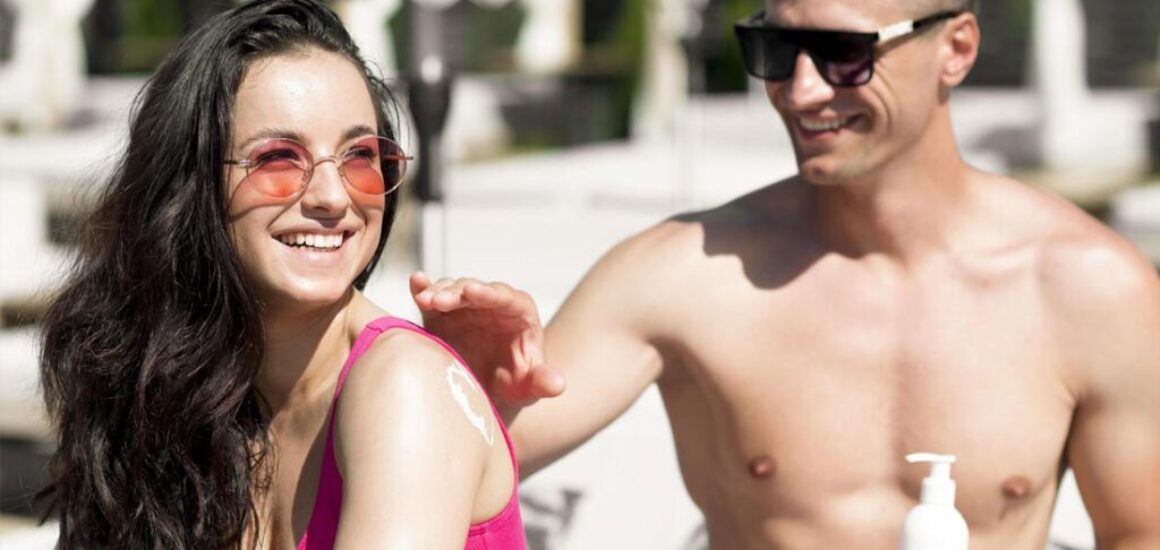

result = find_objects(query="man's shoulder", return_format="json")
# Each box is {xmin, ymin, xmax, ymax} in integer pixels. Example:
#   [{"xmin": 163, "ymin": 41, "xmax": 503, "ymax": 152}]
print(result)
[
  {"xmin": 672, "ymin": 176, "xmax": 807, "ymax": 224},
  {"xmin": 620, "ymin": 178, "xmax": 808, "ymax": 258},
  {"xmin": 975, "ymin": 173, "xmax": 1140, "ymax": 270},
  {"xmin": 971, "ymin": 174, "xmax": 1159, "ymax": 387},
  {"xmin": 1037, "ymin": 226, "xmax": 1159, "ymax": 316},
  {"xmin": 998, "ymin": 175, "xmax": 1160, "ymax": 320},
  {"xmin": 581, "ymin": 179, "xmax": 807, "ymax": 298}
]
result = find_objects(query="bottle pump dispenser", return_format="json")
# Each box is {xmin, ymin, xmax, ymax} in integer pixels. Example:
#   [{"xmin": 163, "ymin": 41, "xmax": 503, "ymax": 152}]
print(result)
[{"xmin": 899, "ymin": 453, "xmax": 969, "ymax": 550}]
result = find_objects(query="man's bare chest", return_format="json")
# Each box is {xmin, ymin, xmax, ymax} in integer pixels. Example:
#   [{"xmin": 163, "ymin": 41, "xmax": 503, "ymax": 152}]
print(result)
[{"xmin": 656, "ymin": 282, "xmax": 1078, "ymax": 529}]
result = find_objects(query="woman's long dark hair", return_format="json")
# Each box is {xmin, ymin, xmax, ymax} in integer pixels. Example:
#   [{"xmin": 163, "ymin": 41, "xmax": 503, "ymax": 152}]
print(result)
[{"xmin": 38, "ymin": 1, "xmax": 401, "ymax": 547}]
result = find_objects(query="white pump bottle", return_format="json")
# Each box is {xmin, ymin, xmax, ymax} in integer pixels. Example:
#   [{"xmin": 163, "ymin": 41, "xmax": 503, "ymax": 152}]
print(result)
[{"xmin": 899, "ymin": 453, "xmax": 969, "ymax": 550}]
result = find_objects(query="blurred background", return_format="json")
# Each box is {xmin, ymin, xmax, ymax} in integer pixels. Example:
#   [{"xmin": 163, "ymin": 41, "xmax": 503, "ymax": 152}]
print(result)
[{"xmin": 0, "ymin": 0, "xmax": 1157, "ymax": 548}]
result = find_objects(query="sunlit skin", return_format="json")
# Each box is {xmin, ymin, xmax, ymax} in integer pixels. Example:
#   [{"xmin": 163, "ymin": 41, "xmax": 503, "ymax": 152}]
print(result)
[
  {"xmin": 228, "ymin": 49, "xmax": 515, "ymax": 549},
  {"xmin": 226, "ymin": 53, "xmax": 385, "ymax": 314},
  {"xmin": 764, "ymin": 0, "xmax": 949, "ymax": 189},
  {"xmin": 412, "ymin": 0, "xmax": 1160, "ymax": 548}
]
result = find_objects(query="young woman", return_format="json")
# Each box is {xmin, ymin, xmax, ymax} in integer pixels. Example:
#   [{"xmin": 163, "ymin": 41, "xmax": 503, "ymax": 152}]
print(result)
[{"xmin": 38, "ymin": 1, "xmax": 526, "ymax": 548}]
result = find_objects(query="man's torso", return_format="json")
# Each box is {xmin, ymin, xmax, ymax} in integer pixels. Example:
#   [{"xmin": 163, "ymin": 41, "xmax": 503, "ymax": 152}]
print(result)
[{"xmin": 642, "ymin": 178, "xmax": 1102, "ymax": 549}]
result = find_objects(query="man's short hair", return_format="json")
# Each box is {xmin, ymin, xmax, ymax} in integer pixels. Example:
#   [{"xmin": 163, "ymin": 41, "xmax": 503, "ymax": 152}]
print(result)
[{"xmin": 916, "ymin": 0, "xmax": 977, "ymax": 14}]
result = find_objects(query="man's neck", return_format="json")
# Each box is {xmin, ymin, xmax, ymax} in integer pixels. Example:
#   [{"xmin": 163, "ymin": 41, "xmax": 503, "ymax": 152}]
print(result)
[{"xmin": 810, "ymin": 117, "xmax": 973, "ymax": 263}]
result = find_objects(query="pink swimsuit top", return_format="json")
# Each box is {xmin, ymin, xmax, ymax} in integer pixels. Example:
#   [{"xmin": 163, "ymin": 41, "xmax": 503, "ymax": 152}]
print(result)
[{"xmin": 296, "ymin": 316, "xmax": 527, "ymax": 550}]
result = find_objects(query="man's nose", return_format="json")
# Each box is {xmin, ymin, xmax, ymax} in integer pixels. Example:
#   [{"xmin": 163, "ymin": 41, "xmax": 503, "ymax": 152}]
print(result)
[{"xmin": 781, "ymin": 52, "xmax": 837, "ymax": 109}]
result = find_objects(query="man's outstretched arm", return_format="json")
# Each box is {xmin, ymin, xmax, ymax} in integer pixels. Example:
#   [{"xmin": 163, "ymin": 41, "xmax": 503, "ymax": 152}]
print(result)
[
  {"xmin": 413, "ymin": 228, "xmax": 672, "ymax": 477},
  {"xmin": 411, "ymin": 271, "xmax": 565, "ymax": 415}
]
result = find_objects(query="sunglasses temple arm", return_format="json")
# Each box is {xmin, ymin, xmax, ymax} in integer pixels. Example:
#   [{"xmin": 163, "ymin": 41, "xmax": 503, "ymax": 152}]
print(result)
[
  {"xmin": 879, "ymin": 11, "xmax": 961, "ymax": 43},
  {"xmin": 877, "ymin": 20, "xmax": 916, "ymax": 43}
]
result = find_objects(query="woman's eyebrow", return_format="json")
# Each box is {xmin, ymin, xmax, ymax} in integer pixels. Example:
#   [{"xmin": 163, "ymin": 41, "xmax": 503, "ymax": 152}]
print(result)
[
  {"xmin": 236, "ymin": 124, "xmax": 376, "ymax": 151},
  {"xmin": 341, "ymin": 124, "xmax": 378, "ymax": 142},
  {"xmin": 238, "ymin": 127, "xmax": 305, "ymax": 149}
]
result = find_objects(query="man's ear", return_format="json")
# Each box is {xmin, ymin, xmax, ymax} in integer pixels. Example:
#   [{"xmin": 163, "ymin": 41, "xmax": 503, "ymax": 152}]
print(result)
[{"xmin": 940, "ymin": 12, "xmax": 980, "ymax": 88}]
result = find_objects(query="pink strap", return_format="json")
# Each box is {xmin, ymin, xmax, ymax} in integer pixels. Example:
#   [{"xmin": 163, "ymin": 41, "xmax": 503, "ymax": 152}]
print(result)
[{"xmin": 298, "ymin": 316, "xmax": 522, "ymax": 549}]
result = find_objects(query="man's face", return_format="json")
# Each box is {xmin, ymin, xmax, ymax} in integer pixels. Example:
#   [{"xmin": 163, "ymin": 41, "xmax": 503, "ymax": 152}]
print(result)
[{"xmin": 762, "ymin": 0, "xmax": 947, "ymax": 185}]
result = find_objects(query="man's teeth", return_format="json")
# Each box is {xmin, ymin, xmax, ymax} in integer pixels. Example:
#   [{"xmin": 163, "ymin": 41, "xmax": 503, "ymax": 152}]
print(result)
[
  {"xmin": 278, "ymin": 233, "xmax": 344, "ymax": 249},
  {"xmin": 800, "ymin": 117, "xmax": 848, "ymax": 132}
]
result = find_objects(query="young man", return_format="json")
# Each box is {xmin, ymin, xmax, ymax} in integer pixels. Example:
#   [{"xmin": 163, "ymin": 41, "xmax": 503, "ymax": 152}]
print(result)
[{"xmin": 412, "ymin": 0, "xmax": 1160, "ymax": 547}]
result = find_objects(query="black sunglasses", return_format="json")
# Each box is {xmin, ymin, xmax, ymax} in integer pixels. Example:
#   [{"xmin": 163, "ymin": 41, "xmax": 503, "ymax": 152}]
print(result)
[{"xmin": 734, "ymin": 10, "xmax": 961, "ymax": 87}]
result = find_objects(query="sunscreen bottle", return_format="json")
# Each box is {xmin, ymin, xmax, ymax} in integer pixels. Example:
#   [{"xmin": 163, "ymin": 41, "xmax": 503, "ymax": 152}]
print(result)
[{"xmin": 899, "ymin": 453, "xmax": 969, "ymax": 550}]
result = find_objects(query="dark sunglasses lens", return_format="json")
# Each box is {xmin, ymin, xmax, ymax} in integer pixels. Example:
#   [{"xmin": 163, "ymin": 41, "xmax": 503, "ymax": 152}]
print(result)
[
  {"xmin": 824, "ymin": 57, "xmax": 873, "ymax": 86},
  {"xmin": 737, "ymin": 28, "xmax": 798, "ymax": 81},
  {"xmin": 803, "ymin": 33, "xmax": 875, "ymax": 86}
]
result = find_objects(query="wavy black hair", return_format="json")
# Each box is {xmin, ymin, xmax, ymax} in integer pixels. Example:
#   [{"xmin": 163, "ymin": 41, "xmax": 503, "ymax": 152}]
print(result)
[{"xmin": 38, "ymin": 0, "xmax": 401, "ymax": 547}]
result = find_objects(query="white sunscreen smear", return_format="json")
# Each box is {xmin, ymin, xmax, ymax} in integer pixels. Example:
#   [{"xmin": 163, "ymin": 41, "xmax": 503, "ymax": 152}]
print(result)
[{"xmin": 445, "ymin": 363, "xmax": 495, "ymax": 445}]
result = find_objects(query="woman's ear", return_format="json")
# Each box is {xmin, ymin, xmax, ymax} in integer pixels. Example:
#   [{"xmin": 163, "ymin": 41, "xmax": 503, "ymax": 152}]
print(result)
[{"xmin": 940, "ymin": 12, "xmax": 980, "ymax": 88}]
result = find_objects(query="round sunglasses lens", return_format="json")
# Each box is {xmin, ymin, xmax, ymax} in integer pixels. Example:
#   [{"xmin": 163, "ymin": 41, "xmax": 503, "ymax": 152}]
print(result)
[
  {"xmin": 342, "ymin": 137, "xmax": 407, "ymax": 195},
  {"xmin": 381, "ymin": 140, "xmax": 406, "ymax": 194},
  {"xmin": 246, "ymin": 141, "xmax": 309, "ymax": 197},
  {"xmin": 344, "ymin": 157, "xmax": 385, "ymax": 194}
]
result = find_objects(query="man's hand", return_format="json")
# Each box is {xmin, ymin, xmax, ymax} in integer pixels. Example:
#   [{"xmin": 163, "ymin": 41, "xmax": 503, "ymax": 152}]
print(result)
[{"xmin": 410, "ymin": 272, "xmax": 565, "ymax": 421}]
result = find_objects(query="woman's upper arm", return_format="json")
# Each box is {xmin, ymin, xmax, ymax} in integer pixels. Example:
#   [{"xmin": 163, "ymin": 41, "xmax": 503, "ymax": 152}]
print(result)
[{"xmin": 331, "ymin": 332, "xmax": 494, "ymax": 550}]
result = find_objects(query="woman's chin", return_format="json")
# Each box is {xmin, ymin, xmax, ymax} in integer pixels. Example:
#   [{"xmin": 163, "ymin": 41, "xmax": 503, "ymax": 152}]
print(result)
[{"xmin": 259, "ymin": 279, "xmax": 354, "ymax": 313}]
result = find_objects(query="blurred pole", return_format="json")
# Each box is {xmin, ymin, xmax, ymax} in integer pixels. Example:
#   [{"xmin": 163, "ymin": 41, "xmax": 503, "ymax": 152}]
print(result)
[
  {"xmin": 1031, "ymin": 0, "xmax": 1088, "ymax": 172},
  {"xmin": 406, "ymin": 0, "xmax": 452, "ymax": 203},
  {"xmin": 335, "ymin": 0, "xmax": 402, "ymax": 79},
  {"xmin": 83, "ymin": 0, "xmax": 120, "ymax": 73},
  {"xmin": 673, "ymin": 0, "xmax": 716, "ymax": 210},
  {"xmin": 678, "ymin": 0, "xmax": 718, "ymax": 95},
  {"xmin": 631, "ymin": 0, "xmax": 690, "ymax": 140},
  {"xmin": 0, "ymin": 0, "xmax": 96, "ymax": 132},
  {"xmin": 406, "ymin": 0, "xmax": 454, "ymax": 273},
  {"xmin": 514, "ymin": 0, "xmax": 580, "ymax": 74}
]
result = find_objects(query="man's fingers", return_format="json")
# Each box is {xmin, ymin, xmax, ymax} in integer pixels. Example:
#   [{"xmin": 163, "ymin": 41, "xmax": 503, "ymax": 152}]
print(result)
[
  {"xmin": 462, "ymin": 282, "xmax": 542, "ymax": 326},
  {"xmin": 418, "ymin": 277, "xmax": 526, "ymax": 313},
  {"xmin": 409, "ymin": 271, "xmax": 433, "ymax": 306},
  {"xmin": 432, "ymin": 286, "xmax": 468, "ymax": 312},
  {"xmin": 528, "ymin": 365, "xmax": 566, "ymax": 398},
  {"xmin": 460, "ymin": 281, "xmax": 514, "ymax": 308},
  {"xmin": 492, "ymin": 368, "xmax": 529, "ymax": 406},
  {"xmin": 414, "ymin": 275, "xmax": 468, "ymax": 311},
  {"xmin": 491, "ymin": 362, "xmax": 564, "ymax": 406}
]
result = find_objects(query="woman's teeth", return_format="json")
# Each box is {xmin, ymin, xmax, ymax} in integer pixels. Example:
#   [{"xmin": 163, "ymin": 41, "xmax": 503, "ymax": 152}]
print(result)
[{"xmin": 278, "ymin": 233, "xmax": 344, "ymax": 249}]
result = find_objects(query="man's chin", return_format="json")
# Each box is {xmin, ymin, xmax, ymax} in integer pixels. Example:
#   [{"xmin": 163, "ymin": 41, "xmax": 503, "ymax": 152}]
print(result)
[{"xmin": 796, "ymin": 158, "xmax": 845, "ymax": 186}]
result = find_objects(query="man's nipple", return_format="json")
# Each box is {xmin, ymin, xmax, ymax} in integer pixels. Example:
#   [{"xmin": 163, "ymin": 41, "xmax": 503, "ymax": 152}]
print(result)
[
  {"xmin": 1001, "ymin": 475, "xmax": 1033, "ymax": 499},
  {"xmin": 748, "ymin": 455, "xmax": 777, "ymax": 480}
]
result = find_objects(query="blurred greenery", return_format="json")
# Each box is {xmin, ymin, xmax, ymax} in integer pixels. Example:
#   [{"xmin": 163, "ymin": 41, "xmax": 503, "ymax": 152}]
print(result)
[
  {"xmin": 118, "ymin": 0, "xmax": 184, "ymax": 72},
  {"xmin": 84, "ymin": 0, "xmax": 1159, "ymax": 86},
  {"xmin": 587, "ymin": 0, "xmax": 645, "ymax": 139},
  {"xmin": 0, "ymin": 1, "xmax": 14, "ymax": 61},
  {"xmin": 389, "ymin": 0, "xmax": 526, "ymax": 74},
  {"xmin": 710, "ymin": 0, "xmax": 757, "ymax": 93}
]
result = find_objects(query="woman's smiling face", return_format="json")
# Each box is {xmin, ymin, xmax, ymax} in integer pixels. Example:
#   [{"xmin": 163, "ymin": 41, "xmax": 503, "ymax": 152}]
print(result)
[{"xmin": 226, "ymin": 48, "xmax": 385, "ymax": 310}]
